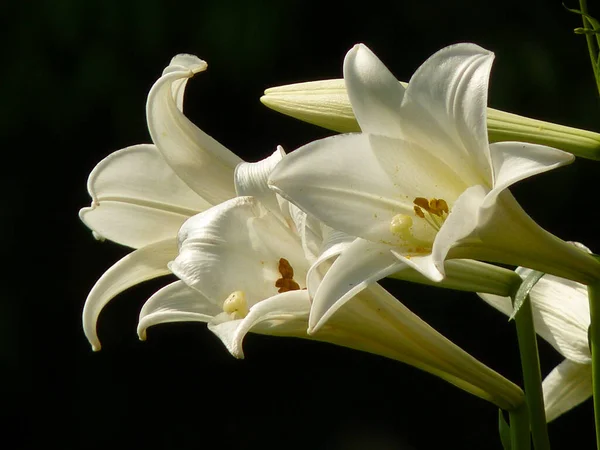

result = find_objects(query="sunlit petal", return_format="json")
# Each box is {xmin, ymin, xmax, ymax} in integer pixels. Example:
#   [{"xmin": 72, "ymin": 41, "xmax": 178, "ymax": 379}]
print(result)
[
  {"xmin": 79, "ymin": 144, "xmax": 209, "ymax": 248},
  {"xmin": 82, "ymin": 239, "xmax": 177, "ymax": 351}
]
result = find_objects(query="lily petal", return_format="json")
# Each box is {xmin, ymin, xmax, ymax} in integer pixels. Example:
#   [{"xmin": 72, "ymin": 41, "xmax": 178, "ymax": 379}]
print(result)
[
  {"xmin": 451, "ymin": 189, "xmax": 600, "ymax": 285},
  {"xmin": 79, "ymin": 144, "xmax": 209, "ymax": 248},
  {"xmin": 146, "ymin": 54, "xmax": 241, "ymax": 204},
  {"xmin": 401, "ymin": 43, "xmax": 494, "ymax": 186},
  {"xmin": 489, "ymin": 141, "xmax": 574, "ymax": 196},
  {"xmin": 137, "ymin": 280, "xmax": 221, "ymax": 341},
  {"xmin": 208, "ymin": 290, "xmax": 311, "ymax": 358},
  {"xmin": 343, "ymin": 44, "xmax": 406, "ymax": 136},
  {"xmin": 310, "ymin": 238, "xmax": 406, "ymax": 332},
  {"xmin": 170, "ymin": 197, "xmax": 305, "ymax": 307},
  {"xmin": 270, "ymin": 133, "xmax": 466, "ymax": 245},
  {"xmin": 479, "ymin": 272, "xmax": 590, "ymax": 364},
  {"xmin": 543, "ymin": 360, "xmax": 592, "ymax": 422},
  {"xmin": 234, "ymin": 146, "xmax": 286, "ymax": 221},
  {"xmin": 82, "ymin": 239, "xmax": 177, "ymax": 351}
]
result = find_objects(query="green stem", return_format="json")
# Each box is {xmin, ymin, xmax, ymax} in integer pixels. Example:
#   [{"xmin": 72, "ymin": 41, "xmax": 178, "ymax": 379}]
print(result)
[
  {"xmin": 509, "ymin": 404, "xmax": 531, "ymax": 450},
  {"xmin": 513, "ymin": 295, "xmax": 551, "ymax": 450},
  {"xmin": 579, "ymin": 0, "xmax": 600, "ymax": 95},
  {"xmin": 588, "ymin": 280, "xmax": 600, "ymax": 449}
]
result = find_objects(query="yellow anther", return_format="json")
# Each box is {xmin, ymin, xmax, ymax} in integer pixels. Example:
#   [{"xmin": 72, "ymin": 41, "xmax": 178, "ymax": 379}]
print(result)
[
  {"xmin": 413, "ymin": 205, "xmax": 425, "ymax": 218},
  {"xmin": 222, "ymin": 290, "xmax": 249, "ymax": 319}
]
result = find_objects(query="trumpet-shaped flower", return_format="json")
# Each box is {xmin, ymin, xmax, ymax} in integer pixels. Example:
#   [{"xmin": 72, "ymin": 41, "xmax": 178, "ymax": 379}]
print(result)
[
  {"xmin": 479, "ymin": 267, "xmax": 592, "ymax": 421},
  {"xmin": 80, "ymin": 54, "xmax": 242, "ymax": 350},
  {"xmin": 138, "ymin": 152, "xmax": 524, "ymax": 411},
  {"xmin": 268, "ymin": 43, "xmax": 600, "ymax": 331}
]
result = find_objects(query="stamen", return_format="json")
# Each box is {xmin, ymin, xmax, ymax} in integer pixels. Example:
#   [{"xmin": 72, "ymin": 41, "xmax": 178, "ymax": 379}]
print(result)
[
  {"xmin": 278, "ymin": 258, "xmax": 295, "ymax": 279},
  {"xmin": 413, "ymin": 197, "xmax": 431, "ymax": 212},
  {"xmin": 222, "ymin": 290, "xmax": 249, "ymax": 319},
  {"xmin": 276, "ymin": 258, "xmax": 301, "ymax": 293},
  {"xmin": 412, "ymin": 197, "xmax": 450, "ymax": 231}
]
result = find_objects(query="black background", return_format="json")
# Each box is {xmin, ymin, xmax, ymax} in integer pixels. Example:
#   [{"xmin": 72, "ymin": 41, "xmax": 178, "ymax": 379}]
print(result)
[{"xmin": 3, "ymin": 0, "xmax": 600, "ymax": 448}]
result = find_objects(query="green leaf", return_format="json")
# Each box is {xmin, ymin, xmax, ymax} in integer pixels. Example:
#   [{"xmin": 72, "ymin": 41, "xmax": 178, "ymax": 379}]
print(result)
[
  {"xmin": 498, "ymin": 409, "xmax": 512, "ymax": 450},
  {"xmin": 564, "ymin": 4, "xmax": 600, "ymax": 30},
  {"xmin": 510, "ymin": 270, "xmax": 545, "ymax": 321}
]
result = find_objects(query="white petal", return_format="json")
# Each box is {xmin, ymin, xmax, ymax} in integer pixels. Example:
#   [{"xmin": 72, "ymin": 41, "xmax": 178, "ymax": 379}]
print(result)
[
  {"xmin": 431, "ymin": 184, "xmax": 487, "ymax": 275},
  {"xmin": 477, "ymin": 292, "xmax": 514, "ymax": 318},
  {"xmin": 80, "ymin": 144, "xmax": 208, "ymax": 248},
  {"xmin": 208, "ymin": 290, "xmax": 310, "ymax": 358},
  {"xmin": 146, "ymin": 54, "xmax": 241, "ymax": 204},
  {"xmin": 401, "ymin": 43, "xmax": 495, "ymax": 186},
  {"xmin": 309, "ymin": 238, "xmax": 406, "ymax": 332},
  {"xmin": 543, "ymin": 360, "xmax": 592, "ymax": 422},
  {"xmin": 527, "ymin": 275, "xmax": 590, "ymax": 363},
  {"xmin": 305, "ymin": 228, "xmax": 356, "ymax": 297},
  {"xmin": 270, "ymin": 133, "xmax": 404, "ymax": 242},
  {"xmin": 489, "ymin": 141, "xmax": 574, "ymax": 194},
  {"xmin": 234, "ymin": 146, "xmax": 286, "ymax": 219},
  {"xmin": 82, "ymin": 239, "xmax": 177, "ymax": 351},
  {"xmin": 389, "ymin": 251, "xmax": 444, "ymax": 282},
  {"xmin": 137, "ymin": 280, "xmax": 221, "ymax": 340},
  {"xmin": 451, "ymin": 189, "xmax": 600, "ymax": 285},
  {"xmin": 343, "ymin": 44, "xmax": 406, "ymax": 136},
  {"xmin": 170, "ymin": 197, "xmax": 306, "ymax": 308}
]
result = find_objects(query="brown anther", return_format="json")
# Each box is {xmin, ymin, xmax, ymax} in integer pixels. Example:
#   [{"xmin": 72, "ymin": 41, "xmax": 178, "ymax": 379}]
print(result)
[
  {"xmin": 276, "ymin": 258, "xmax": 300, "ymax": 293},
  {"xmin": 276, "ymin": 278, "xmax": 301, "ymax": 293},
  {"xmin": 278, "ymin": 258, "xmax": 294, "ymax": 279},
  {"xmin": 413, "ymin": 197, "xmax": 431, "ymax": 212},
  {"xmin": 413, "ymin": 205, "xmax": 425, "ymax": 218},
  {"xmin": 436, "ymin": 199, "xmax": 449, "ymax": 214}
]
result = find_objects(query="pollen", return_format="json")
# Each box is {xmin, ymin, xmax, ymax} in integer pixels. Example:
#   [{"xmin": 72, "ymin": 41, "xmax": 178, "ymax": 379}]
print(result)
[
  {"xmin": 276, "ymin": 258, "xmax": 301, "ymax": 293},
  {"xmin": 222, "ymin": 290, "xmax": 249, "ymax": 319}
]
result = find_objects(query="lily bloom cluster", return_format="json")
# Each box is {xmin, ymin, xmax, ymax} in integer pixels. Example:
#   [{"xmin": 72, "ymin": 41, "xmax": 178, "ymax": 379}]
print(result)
[{"xmin": 81, "ymin": 43, "xmax": 599, "ymax": 417}]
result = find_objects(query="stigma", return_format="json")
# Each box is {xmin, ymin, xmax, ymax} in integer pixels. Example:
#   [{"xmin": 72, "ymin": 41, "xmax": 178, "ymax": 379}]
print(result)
[{"xmin": 222, "ymin": 290, "xmax": 249, "ymax": 319}]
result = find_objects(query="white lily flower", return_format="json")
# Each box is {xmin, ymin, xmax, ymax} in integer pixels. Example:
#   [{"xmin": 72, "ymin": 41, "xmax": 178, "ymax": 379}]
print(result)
[
  {"xmin": 138, "ymin": 153, "xmax": 524, "ymax": 410},
  {"xmin": 80, "ymin": 54, "xmax": 242, "ymax": 351},
  {"xmin": 479, "ymin": 268, "xmax": 592, "ymax": 422},
  {"xmin": 268, "ymin": 43, "xmax": 600, "ymax": 331}
]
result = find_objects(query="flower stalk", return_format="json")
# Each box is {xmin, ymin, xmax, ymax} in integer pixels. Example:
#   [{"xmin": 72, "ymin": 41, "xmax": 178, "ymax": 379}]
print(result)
[
  {"xmin": 512, "ymin": 292, "xmax": 551, "ymax": 450},
  {"xmin": 261, "ymin": 79, "xmax": 600, "ymax": 160},
  {"xmin": 589, "ymin": 274, "xmax": 600, "ymax": 449}
]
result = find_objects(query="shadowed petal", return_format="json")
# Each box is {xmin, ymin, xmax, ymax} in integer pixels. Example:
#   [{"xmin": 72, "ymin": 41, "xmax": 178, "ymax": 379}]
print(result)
[
  {"xmin": 310, "ymin": 238, "xmax": 406, "ymax": 332},
  {"xmin": 146, "ymin": 54, "xmax": 241, "ymax": 204},
  {"xmin": 543, "ymin": 360, "xmax": 592, "ymax": 422},
  {"xmin": 208, "ymin": 290, "xmax": 311, "ymax": 358},
  {"xmin": 137, "ymin": 280, "xmax": 221, "ymax": 340},
  {"xmin": 170, "ymin": 197, "xmax": 305, "ymax": 307}
]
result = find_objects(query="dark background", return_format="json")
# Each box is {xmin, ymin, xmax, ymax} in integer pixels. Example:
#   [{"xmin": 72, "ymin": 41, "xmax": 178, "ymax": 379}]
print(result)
[{"xmin": 3, "ymin": 0, "xmax": 600, "ymax": 448}]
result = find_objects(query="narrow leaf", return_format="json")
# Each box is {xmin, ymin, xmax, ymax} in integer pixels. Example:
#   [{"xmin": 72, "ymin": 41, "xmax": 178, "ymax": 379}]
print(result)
[
  {"xmin": 510, "ymin": 269, "xmax": 545, "ymax": 321},
  {"xmin": 498, "ymin": 409, "xmax": 512, "ymax": 450}
]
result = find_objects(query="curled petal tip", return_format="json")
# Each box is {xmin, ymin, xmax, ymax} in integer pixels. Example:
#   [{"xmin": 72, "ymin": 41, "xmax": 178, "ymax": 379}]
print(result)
[{"xmin": 91, "ymin": 343, "xmax": 101, "ymax": 352}]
